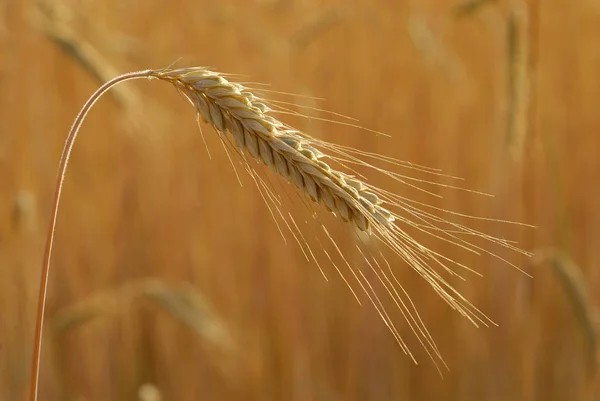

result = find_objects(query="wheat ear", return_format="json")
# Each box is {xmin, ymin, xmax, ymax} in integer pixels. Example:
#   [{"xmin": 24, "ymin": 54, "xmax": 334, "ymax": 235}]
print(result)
[
  {"xmin": 31, "ymin": 67, "xmax": 531, "ymax": 401},
  {"xmin": 151, "ymin": 67, "xmax": 527, "ymax": 322},
  {"xmin": 154, "ymin": 67, "xmax": 393, "ymax": 232}
]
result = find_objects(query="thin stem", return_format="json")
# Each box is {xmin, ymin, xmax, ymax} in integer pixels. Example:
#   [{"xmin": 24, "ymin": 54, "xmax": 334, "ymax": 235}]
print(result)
[{"xmin": 29, "ymin": 69, "xmax": 154, "ymax": 401}]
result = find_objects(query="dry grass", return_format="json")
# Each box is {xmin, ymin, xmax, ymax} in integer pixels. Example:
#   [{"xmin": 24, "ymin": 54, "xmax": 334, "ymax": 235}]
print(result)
[
  {"xmin": 53, "ymin": 278, "xmax": 233, "ymax": 351},
  {"xmin": 534, "ymin": 250, "xmax": 598, "ymax": 368},
  {"xmin": 32, "ymin": 0, "xmax": 139, "ymax": 110},
  {"xmin": 2, "ymin": 1, "xmax": 599, "ymax": 400},
  {"xmin": 30, "ymin": 63, "xmax": 533, "ymax": 399},
  {"xmin": 505, "ymin": 2, "xmax": 530, "ymax": 160}
]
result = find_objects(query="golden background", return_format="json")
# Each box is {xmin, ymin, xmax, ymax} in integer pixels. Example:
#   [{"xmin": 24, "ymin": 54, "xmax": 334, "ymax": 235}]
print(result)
[{"xmin": 1, "ymin": 0, "xmax": 599, "ymax": 400}]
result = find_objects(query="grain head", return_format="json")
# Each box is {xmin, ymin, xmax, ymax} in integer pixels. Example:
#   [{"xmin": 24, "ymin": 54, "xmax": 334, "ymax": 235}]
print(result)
[
  {"xmin": 148, "ymin": 66, "xmax": 533, "ymax": 367},
  {"xmin": 30, "ymin": 65, "xmax": 534, "ymax": 401},
  {"xmin": 152, "ymin": 67, "xmax": 394, "ymax": 233}
]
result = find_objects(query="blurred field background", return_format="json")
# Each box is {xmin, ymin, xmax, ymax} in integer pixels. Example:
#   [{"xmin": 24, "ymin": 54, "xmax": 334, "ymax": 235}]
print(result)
[{"xmin": 1, "ymin": 0, "xmax": 600, "ymax": 400}]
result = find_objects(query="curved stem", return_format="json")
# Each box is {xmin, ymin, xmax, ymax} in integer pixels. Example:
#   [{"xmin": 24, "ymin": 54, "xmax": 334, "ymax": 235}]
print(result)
[{"xmin": 29, "ymin": 69, "xmax": 154, "ymax": 401}]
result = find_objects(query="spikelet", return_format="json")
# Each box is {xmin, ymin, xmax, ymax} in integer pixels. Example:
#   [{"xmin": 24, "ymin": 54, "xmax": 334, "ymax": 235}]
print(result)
[{"xmin": 154, "ymin": 67, "xmax": 393, "ymax": 233}]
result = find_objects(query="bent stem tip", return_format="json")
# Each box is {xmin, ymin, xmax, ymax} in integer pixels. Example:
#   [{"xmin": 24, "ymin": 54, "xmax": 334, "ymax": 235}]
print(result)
[{"xmin": 29, "ymin": 69, "xmax": 153, "ymax": 401}]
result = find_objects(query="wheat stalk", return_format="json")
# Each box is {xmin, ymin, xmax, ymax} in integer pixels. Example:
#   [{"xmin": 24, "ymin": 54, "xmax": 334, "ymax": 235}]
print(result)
[
  {"xmin": 506, "ymin": 3, "xmax": 530, "ymax": 160},
  {"xmin": 534, "ymin": 250, "xmax": 598, "ymax": 367},
  {"xmin": 30, "ymin": 66, "xmax": 532, "ymax": 401}
]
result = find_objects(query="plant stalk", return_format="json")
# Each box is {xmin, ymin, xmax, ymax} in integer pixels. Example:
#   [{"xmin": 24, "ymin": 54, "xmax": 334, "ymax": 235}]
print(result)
[{"xmin": 29, "ymin": 69, "xmax": 154, "ymax": 401}]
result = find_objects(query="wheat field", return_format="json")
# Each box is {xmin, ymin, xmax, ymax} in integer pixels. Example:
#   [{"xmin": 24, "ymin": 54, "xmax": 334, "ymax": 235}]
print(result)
[{"xmin": 1, "ymin": 0, "xmax": 599, "ymax": 400}]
